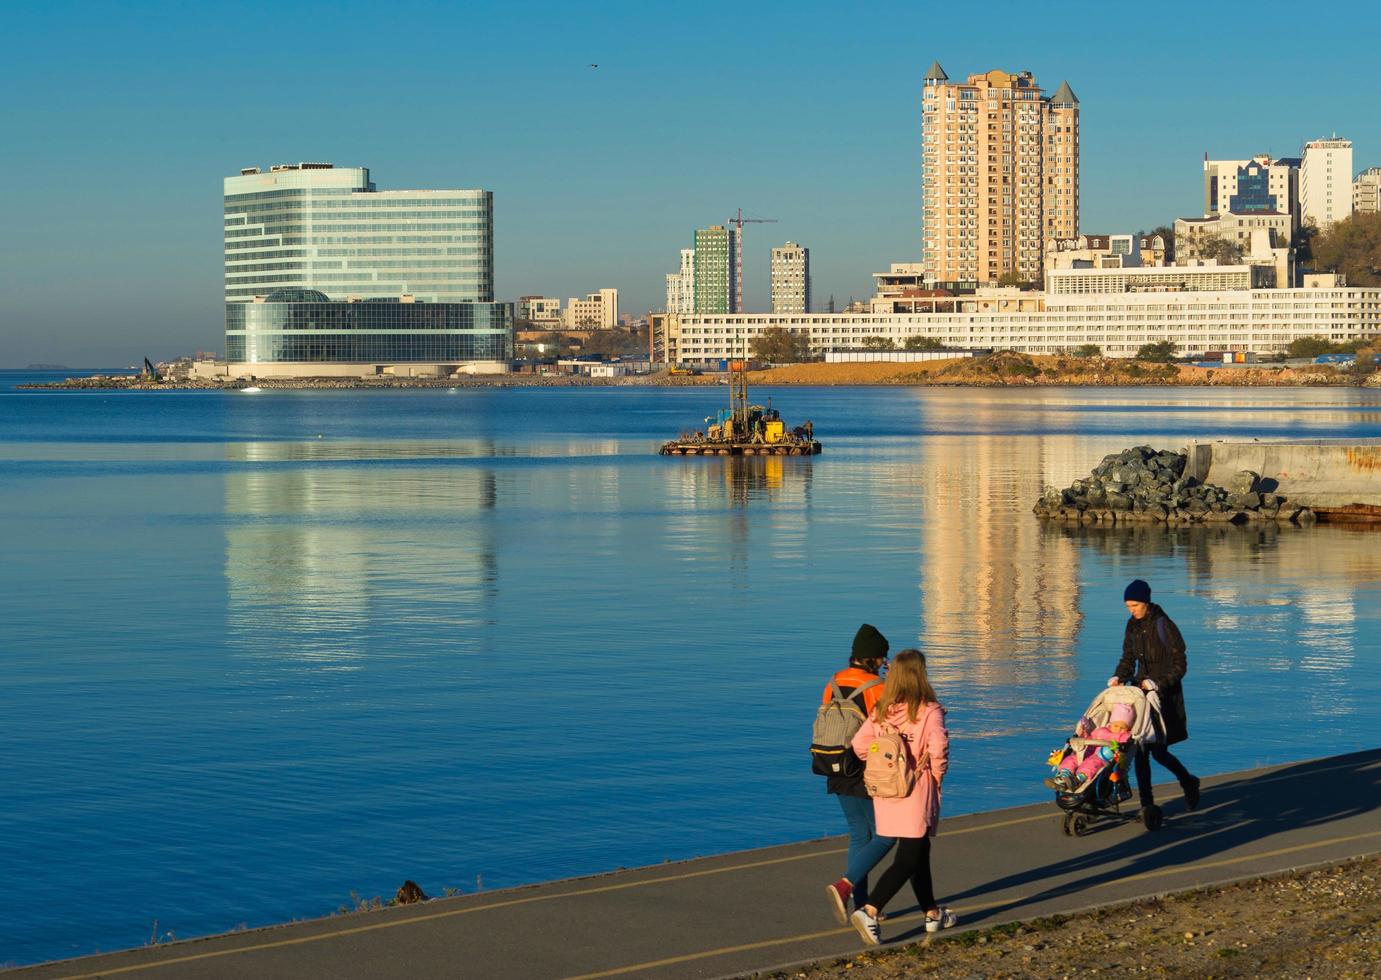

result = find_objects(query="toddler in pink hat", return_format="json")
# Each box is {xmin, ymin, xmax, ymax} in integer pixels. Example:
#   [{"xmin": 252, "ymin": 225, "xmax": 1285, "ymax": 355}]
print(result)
[{"xmin": 1048, "ymin": 702, "xmax": 1135, "ymax": 789}]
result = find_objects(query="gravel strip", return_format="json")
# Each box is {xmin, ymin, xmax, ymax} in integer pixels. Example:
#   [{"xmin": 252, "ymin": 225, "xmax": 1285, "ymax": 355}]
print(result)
[{"xmin": 752, "ymin": 854, "xmax": 1379, "ymax": 979}]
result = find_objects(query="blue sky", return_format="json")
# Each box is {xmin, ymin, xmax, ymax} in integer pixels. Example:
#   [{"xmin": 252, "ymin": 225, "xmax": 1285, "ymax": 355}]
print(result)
[{"xmin": 1, "ymin": 0, "xmax": 1377, "ymax": 366}]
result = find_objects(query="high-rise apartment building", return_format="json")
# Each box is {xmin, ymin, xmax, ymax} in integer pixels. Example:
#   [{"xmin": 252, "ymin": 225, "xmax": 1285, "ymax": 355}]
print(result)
[
  {"xmin": 694, "ymin": 225, "xmax": 736, "ymax": 312},
  {"xmin": 1300, "ymin": 137, "xmax": 1353, "ymax": 229},
  {"xmin": 665, "ymin": 248, "xmax": 695, "ymax": 314},
  {"xmin": 1355, "ymin": 168, "xmax": 1381, "ymax": 215},
  {"xmin": 921, "ymin": 63, "xmax": 1079, "ymax": 287},
  {"xmin": 769, "ymin": 242, "xmax": 811, "ymax": 313},
  {"xmin": 224, "ymin": 163, "xmax": 493, "ymax": 302}
]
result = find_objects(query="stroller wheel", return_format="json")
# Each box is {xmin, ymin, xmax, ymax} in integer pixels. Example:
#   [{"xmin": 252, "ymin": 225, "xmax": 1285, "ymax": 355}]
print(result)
[
  {"xmin": 1141, "ymin": 804, "xmax": 1164, "ymax": 832},
  {"xmin": 1062, "ymin": 812, "xmax": 1089, "ymax": 837}
]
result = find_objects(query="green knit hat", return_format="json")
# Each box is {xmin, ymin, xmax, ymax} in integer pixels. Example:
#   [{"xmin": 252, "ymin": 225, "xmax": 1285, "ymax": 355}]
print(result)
[{"xmin": 851, "ymin": 624, "xmax": 889, "ymax": 663}]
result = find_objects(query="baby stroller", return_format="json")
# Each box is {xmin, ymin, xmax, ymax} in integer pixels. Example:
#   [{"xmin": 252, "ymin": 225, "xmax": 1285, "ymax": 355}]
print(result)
[{"xmin": 1045, "ymin": 685, "xmax": 1164, "ymax": 835}]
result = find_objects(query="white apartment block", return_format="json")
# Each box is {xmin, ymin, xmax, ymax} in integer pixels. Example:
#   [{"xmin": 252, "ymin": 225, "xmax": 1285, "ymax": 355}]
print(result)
[
  {"xmin": 770, "ymin": 242, "xmax": 811, "ymax": 313},
  {"xmin": 564, "ymin": 288, "xmax": 619, "ymax": 328},
  {"xmin": 653, "ymin": 278, "xmax": 1380, "ymax": 363},
  {"xmin": 1300, "ymin": 138, "xmax": 1353, "ymax": 229},
  {"xmin": 664, "ymin": 249, "xmax": 695, "ymax": 314},
  {"xmin": 1352, "ymin": 167, "xmax": 1381, "ymax": 215},
  {"xmin": 517, "ymin": 296, "xmax": 562, "ymax": 327}
]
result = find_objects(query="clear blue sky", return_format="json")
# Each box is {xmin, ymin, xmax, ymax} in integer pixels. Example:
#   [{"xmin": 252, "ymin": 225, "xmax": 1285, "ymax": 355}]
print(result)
[{"xmin": 1, "ymin": 0, "xmax": 1376, "ymax": 366}]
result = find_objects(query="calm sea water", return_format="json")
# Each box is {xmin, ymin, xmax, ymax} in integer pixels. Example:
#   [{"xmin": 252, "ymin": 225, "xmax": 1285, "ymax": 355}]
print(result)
[{"xmin": 2, "ymin": 371, "xmax": 1380, "ymax": 965}]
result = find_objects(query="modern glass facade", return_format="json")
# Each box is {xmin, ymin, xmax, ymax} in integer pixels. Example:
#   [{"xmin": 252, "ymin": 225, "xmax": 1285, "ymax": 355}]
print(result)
[
  {"xmin": 226, "ymin": 296, "xmax": 513, "ymax": 365},
  {"xmin": 1229, "ymin": 164, "xmax": 1278, "ymax": 213},
  {"xmin": 224, "ymin": 164, "xmax": 493, "ymax": 304}
]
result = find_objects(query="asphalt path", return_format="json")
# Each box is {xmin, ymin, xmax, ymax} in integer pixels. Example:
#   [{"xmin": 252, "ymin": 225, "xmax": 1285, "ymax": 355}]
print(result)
[{"xmin": 10, "ymin": 749, "xmax": 1380, "ymax": 980}]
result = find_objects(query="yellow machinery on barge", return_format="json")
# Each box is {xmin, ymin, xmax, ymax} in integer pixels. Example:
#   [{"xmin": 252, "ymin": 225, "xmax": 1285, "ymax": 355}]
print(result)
[{"xmin": 659, "ymin": 360, "xmax": 822, "ymax": 457}]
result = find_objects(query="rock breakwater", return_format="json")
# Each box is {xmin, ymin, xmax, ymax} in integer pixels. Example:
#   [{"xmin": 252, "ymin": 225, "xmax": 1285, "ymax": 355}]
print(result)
[{"xmin": 1034, "ymin": 445, "xmax": 1316, "ymax": 526}]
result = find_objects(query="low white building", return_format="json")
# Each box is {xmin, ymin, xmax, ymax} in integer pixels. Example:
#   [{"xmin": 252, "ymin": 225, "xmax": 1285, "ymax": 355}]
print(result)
[
  {"xmin": 518, "ymin": 296, "xmax": 563, "ymax": 327},
  {"xmin": 564, "ymin": 288, "xmax": 619, "ymax": 328},
  {"xmin": 653, "ymin": 277, "xmax": 1381, "ymax": 363},
  {"xmin": 1354, "ymin": 168, "xmax": 1381, "ymax": 215}
]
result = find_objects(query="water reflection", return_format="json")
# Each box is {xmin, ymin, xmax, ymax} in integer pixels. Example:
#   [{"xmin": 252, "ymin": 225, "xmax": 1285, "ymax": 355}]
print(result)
[
  {"xmin": 918, "ymin": 433, "xmax": 1085, "ymax": 689},
  {"xmin": 223, "ymin": 442, "xmax": 499, "ymax": 667},
  {"xmin": 1047, "ymin": 520, "xmax": 1379, "ymax": 726}
]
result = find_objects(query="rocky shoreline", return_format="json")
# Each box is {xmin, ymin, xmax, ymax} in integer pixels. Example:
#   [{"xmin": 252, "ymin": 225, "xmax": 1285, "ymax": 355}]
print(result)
[
  {"xmin": 1034, "ymin": 445, "xmax": 1317, "ymax": 526},
  {"xmin": 17, "ymin": 373, "xmax": 716, "ymax": 391}
]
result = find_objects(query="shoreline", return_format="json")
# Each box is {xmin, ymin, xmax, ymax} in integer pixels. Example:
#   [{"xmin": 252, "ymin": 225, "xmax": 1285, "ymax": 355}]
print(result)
[{"xmin": 16, "ymin": 353, "xmax": 1379, "ymax": 391}]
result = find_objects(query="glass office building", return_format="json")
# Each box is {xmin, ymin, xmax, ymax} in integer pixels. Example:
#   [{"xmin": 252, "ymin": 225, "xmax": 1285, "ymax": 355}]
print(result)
[
  {"xmin": 222, "ymin": 164, "xmax": 508, "ymax": 374},
  {"xmin": 226, "ymin": 289, "xmax": 512, "ymax": 367},
  {"xmin": 224, "ymin": 163, "xmax": 493, "ymax": 303}
]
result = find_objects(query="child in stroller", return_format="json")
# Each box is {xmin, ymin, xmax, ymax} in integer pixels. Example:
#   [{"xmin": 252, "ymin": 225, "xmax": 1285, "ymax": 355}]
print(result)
[
  {"xmin": 1044, "ymin": 685, "xmax": 1164, "ymax": 835},
  {"xmin": 1046, "ymin": 702, "xmax": 1134, "ymax": 790}
]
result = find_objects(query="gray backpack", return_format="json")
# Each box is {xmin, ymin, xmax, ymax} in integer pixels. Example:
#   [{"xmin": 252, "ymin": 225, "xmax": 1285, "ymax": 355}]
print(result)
[{"xmin": 811, "ymin": 678, "xmax": 882, "ymax": 777}]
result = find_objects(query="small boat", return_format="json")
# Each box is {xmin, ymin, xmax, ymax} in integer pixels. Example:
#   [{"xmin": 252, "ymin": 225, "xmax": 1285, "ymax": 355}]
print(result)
[{"xmin": 659, "ymin": 360, "xmax": 821, "ymax": 457}]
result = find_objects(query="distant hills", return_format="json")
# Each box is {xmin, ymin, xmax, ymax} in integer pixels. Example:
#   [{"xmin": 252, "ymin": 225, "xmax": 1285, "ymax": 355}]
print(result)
[{"xmin": 25, "ymin": 363, "xmax": 72, "ymax": 370}]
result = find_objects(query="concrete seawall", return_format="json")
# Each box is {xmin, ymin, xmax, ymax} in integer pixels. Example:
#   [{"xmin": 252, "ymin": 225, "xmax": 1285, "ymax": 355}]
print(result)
[{"xmin": 1187, "ymin": 441, "xmax": 1381, "ymax": 518}]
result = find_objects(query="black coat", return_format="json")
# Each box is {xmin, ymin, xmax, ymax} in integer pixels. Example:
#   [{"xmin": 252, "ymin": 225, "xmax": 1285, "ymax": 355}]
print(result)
[{"xmin": 1116, "ymin": 603, "xmax": 1189, "ymax": 745}]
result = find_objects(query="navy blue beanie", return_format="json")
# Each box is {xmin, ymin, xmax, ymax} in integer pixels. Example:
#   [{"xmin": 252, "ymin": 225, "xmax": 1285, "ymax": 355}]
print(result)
[{"xmin": 1124, "ymin": 579, "xmax": 1152, "ymax": 603}]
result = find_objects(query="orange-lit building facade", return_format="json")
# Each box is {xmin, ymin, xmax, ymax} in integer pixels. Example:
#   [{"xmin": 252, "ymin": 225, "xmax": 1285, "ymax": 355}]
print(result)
[{"xmin": 921, "ymin": 63, "xmax": 1080, "ymax": 288}]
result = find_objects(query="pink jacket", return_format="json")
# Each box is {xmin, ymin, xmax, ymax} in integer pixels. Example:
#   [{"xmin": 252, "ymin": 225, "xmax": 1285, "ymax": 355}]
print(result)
[{"xmin": 851, "ymin": 701, "xmax": 949, "ymax": 838}]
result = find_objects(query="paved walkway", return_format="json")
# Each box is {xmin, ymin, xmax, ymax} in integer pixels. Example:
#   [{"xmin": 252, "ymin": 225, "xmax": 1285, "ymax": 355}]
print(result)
[{"xmin": 12, "ymin": 749, "xmax": 1380, "ymax": 980}]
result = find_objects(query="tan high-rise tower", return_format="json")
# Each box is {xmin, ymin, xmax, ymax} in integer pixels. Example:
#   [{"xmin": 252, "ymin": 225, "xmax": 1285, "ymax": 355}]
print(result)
[{"xmin": 921, "ymin": 63, "xmax": 1079, "ymax": 287}]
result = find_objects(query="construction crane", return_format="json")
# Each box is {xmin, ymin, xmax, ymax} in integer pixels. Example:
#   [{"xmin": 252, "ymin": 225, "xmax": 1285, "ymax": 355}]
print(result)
[{"xmin": 727, "ymin": 208, "xmax": 776, "ymax": 312}]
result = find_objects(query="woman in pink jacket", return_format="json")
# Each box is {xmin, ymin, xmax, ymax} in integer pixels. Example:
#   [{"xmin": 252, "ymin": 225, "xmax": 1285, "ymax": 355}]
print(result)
[{"xmin": 846, "ymin": 649, "xmax": 954, "ymax": 944}]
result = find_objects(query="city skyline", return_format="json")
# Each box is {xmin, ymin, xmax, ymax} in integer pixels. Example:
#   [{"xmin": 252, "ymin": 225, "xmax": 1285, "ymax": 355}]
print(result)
[{"xmin": 2, "ymin": 0, "xmax": 1379, "ymax": 366}]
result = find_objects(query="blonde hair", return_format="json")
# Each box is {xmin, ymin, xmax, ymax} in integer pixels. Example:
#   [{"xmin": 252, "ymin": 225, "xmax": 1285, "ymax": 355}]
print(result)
[{"xmin": 873, "ymin": 649, "xmax": 938, "ymax": 724}]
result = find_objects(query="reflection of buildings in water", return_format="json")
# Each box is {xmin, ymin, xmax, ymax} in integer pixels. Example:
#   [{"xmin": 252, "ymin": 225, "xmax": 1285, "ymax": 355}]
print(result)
[
  {"xmin": 224, "ymin": 442, "xmax": 498, "ymax": 666},
  {"xmin": 919, "ymin": 431, "xmax": 1084, "ymax": 687},
  {"xmin": 660, "ymin": 456, "xmax": 815, "ymax": 594},
  {"xmin": 1049, "ymin": 521, "xmax": 1380, "ymax": 720}
]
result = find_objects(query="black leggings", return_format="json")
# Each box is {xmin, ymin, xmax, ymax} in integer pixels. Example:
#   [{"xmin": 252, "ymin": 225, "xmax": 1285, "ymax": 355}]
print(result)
[
  {"xmin": 866, "ymin": 836, "xmax": 934, "ymax": 914},
  {"xmin": 1135, "ymin": 743, "xmax": 1193, "ymax": 806}
]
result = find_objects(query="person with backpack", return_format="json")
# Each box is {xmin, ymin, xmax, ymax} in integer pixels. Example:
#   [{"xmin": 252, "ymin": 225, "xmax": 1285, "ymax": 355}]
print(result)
[
  {"xmin": 816, "ymin": 624, "xmax": 892, "ymax": 923},
  {"xmin": 844, "ymin": 648, "xmax": 953, "ymax": 945},
  {"xmin": 1110, "ymin": 579, "xmax": 1200, "ymax": 824}
]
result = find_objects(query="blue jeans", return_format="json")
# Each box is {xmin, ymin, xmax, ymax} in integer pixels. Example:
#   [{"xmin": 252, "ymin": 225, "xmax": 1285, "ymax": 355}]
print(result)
[{"xmin": 837, "ymin": 794, "xmax": 896, "ymax": 906}]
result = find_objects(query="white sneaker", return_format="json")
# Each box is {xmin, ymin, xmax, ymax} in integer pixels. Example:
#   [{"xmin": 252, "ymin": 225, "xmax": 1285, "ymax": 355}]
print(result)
[
  {"xmin": 925, "ymin": 907, "xmax": 958, "ymax": 932},
  {"xmin": 850, "ymin": 908, "xmax": 881, "ymax": 945}
]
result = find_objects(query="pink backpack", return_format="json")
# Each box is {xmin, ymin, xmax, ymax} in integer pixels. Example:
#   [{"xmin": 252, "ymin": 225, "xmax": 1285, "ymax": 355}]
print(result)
[{"xmin": 862, "ymin": 720, "xmax": 917, "ymax": 799}]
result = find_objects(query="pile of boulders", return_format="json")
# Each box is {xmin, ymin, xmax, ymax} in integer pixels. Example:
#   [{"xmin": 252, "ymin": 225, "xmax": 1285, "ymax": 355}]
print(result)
[{"xmin": 1034, "ymin": 445, "xmax": 1316, "ymax": 526}]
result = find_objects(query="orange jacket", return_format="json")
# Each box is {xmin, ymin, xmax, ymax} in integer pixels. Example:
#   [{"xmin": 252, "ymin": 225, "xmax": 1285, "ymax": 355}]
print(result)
[{"xmin": 822, "ymin": 666, "xmax": 885, "ymax": 716}]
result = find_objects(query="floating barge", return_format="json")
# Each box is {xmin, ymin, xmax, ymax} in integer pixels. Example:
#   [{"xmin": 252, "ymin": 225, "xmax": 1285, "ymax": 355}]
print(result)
[{"xmin": 659, "ymin": 360, "xmax": 822, "ymax": 457}]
